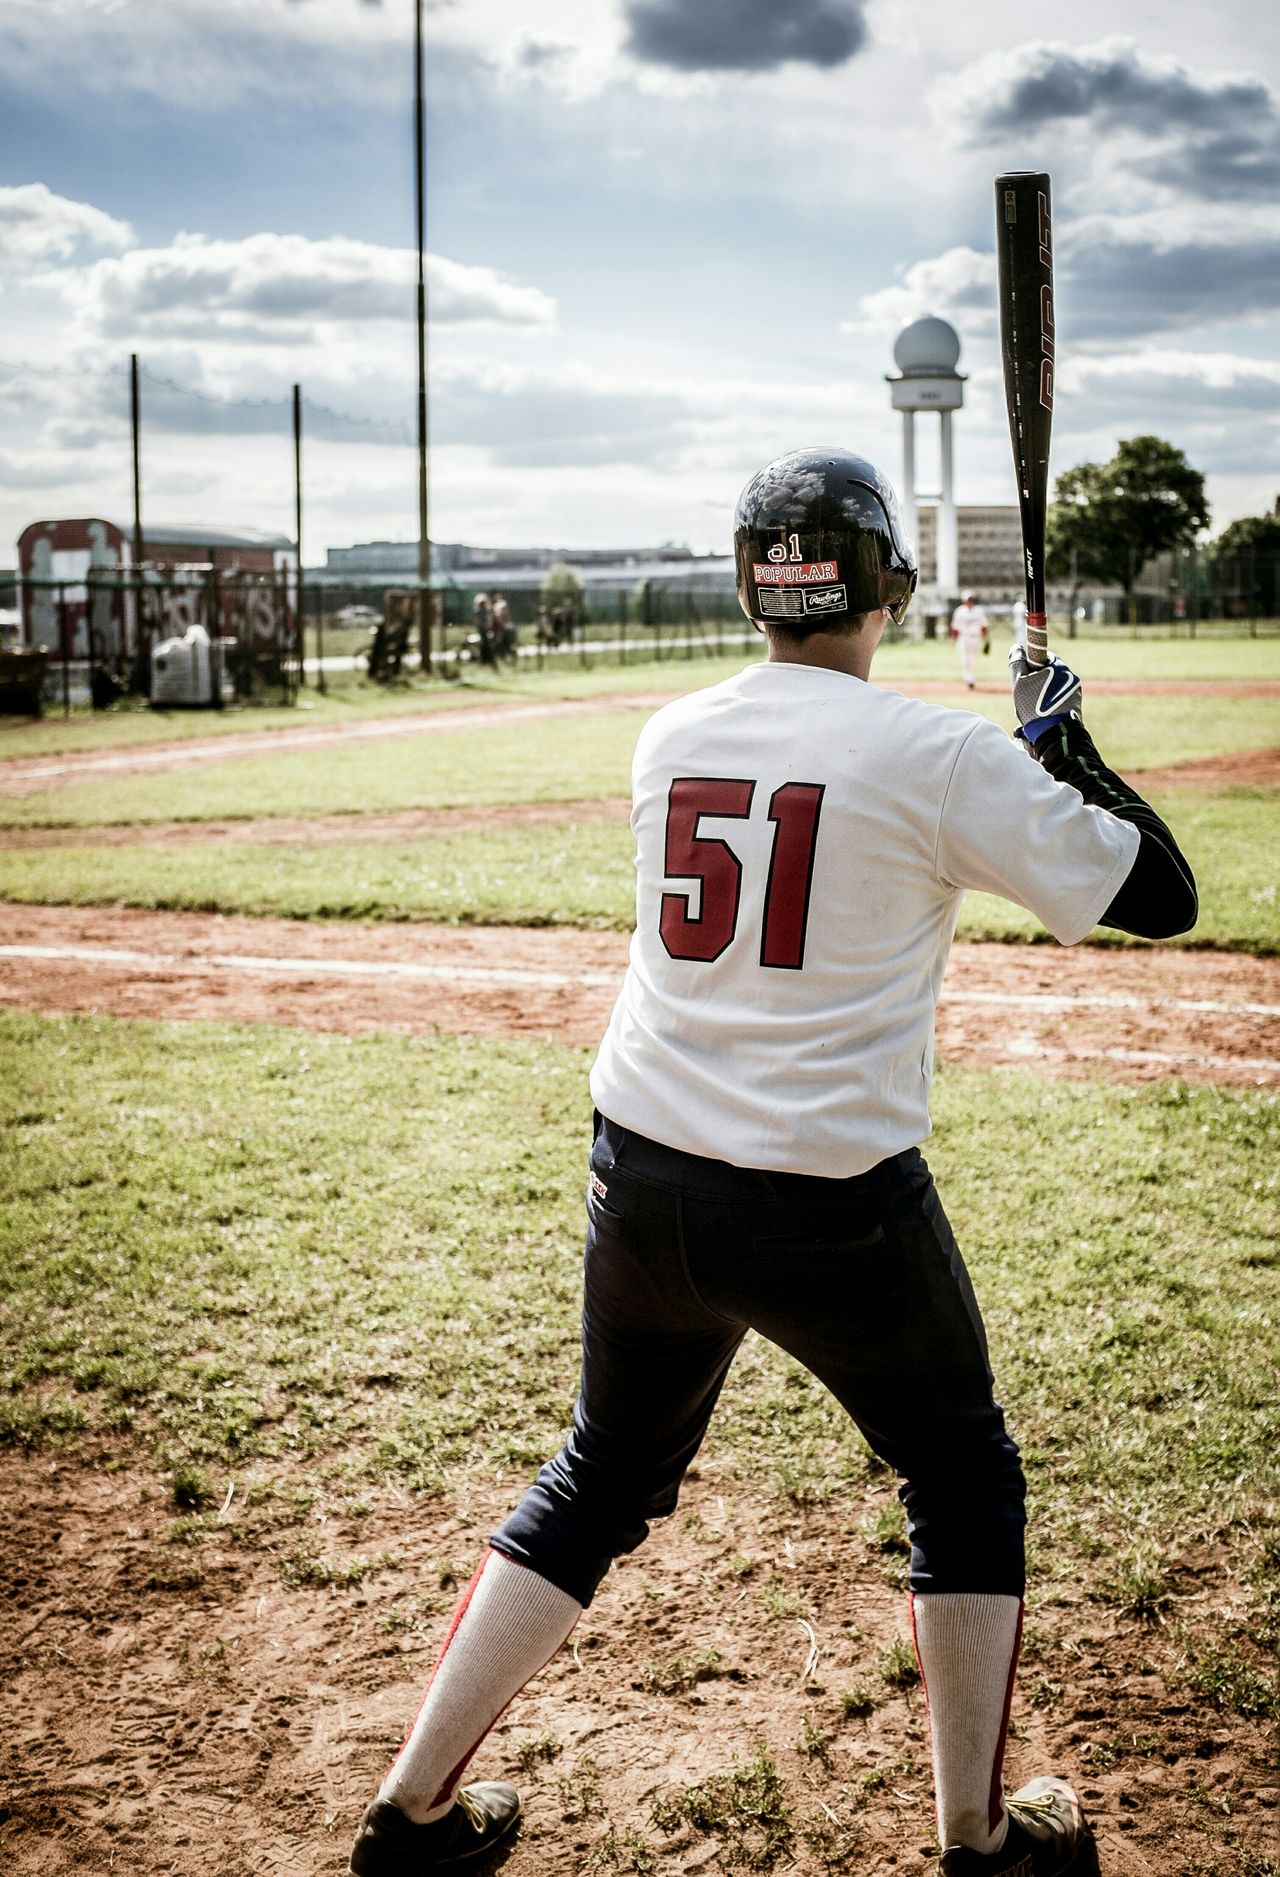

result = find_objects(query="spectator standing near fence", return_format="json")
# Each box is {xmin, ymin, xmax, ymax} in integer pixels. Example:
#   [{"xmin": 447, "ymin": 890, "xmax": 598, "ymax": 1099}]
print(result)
[
  {"xmin": 950, "ymin": 591, "xmax": 989, "ymax": 689},
  {"xmin": 491, "ymin": 592, "xmax": 515, "ymax": 657}
]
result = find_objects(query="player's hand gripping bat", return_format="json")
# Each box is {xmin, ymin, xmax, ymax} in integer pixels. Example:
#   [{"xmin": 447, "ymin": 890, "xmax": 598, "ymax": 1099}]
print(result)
[{"xmin": 995, "ymin": 170, "xmax": 1055, "ymax": 670}]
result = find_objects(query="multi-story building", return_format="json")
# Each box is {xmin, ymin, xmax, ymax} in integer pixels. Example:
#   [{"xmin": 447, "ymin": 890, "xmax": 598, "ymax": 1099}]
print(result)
[
  {"xmin": 320, "ymin": 540, "xmax": 699, "ymax": 581},
  {"xmin": 913, "ymin": 506, "xmax": 1027, "ymax": 596}
]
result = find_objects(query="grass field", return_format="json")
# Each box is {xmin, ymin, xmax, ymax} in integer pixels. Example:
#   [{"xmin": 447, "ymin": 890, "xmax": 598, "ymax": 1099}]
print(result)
[
  {"xmin": 2, "ymin": 629, "xmax": 1277, "ymax": 763},
  {"xmin": 3, "ymin": 1008, "xmax": 1276, "ymax": 1648},
  {"xmin": 3, "ymin": 637, "xmax": 1278, "ymax": 1874},
  {"xmin": 2, "ymin": 686, "xmax": 1276, "ymax": 835},
  {"xmin": 2, "ymin": 649, "xmax": 1276, "ymax": 951},
  {"xmin": 0, "ymin": 786, "xmax": 1275, "ymax": 952}
]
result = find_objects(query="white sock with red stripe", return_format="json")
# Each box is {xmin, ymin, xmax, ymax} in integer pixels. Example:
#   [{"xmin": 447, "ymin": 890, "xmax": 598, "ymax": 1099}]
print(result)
[
  {"xmin": 380, "ymin": 1548, "xmax": 582, "ymax": 1824},
  {"xmin": 911, "ymin": 1592, "xmax": 1023, "ymax": 1854}
]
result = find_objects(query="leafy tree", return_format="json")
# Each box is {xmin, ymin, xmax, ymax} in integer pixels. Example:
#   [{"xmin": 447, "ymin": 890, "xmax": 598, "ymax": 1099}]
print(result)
[
  {"xmin": 539, "ymin": 561, "xmax": 585, "ymax": 618},
  {"xmin": 1212, "ymin": 506, "xmax": 1280, "ymax": 560},
  {"xmin": 1046, "ymin": 436, "xmax": 1209, "ymax": 594}
]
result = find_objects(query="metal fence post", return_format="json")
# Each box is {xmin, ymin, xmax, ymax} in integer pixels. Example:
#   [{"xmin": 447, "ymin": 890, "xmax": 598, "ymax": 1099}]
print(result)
[
  {"xmin": 59, "ymin": 583, "xmax": 70, "ymax": 718},
  {"xmin": 208, "ymin": 567, "xmax": 224, "ymax": 709}
]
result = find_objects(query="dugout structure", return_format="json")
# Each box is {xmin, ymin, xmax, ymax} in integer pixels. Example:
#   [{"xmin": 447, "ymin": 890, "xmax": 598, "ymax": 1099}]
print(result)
[
  {"xmin": 15, "ymin": 517, "xmax": 300, "ymax": 707},
  {"xmin": 16, "ymin": 569, "xmax": 299, "ymax": 710}
]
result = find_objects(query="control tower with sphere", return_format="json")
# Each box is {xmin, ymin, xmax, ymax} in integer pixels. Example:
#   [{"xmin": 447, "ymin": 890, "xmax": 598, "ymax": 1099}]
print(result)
[{"xmin": 886, "ymin": 316, "xmax": 966, "ymax": 595}]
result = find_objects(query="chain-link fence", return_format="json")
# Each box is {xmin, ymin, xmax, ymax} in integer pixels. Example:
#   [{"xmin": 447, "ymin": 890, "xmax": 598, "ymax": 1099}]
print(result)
[
  {"xmin": 302, "ymin": 578, "xmax": 762, "ymax": 683},
  {"xmin": 1127, "ymin": 549, "xmax": 1280, "ymax": 630},
  {"xmin": 301, "ymin": 574, "xmax": 934, "ymax": 684}
]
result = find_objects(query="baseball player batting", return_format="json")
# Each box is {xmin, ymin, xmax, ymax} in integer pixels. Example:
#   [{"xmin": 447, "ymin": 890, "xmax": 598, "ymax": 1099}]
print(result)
[{"xmin": 348, "ymin": 448, "xmax": 1198, "ymax": 1877}]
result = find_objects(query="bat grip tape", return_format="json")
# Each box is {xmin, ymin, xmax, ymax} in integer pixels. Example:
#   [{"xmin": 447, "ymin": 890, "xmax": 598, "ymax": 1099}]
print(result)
[{"xmin": 1025, "ymin": 611, "xmax": 1048, "ymax": 668}]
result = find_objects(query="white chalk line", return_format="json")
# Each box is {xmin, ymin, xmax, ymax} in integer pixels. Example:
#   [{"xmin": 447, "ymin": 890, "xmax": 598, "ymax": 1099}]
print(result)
[
  {"xmin": 0, "ymin": 942, "xmax": 620, "ymax": 992},
  {"xmin": 943, "ymin": 987, "xmax": 1280, "ymax": 1019},
  {"xmin": 999, "ymin": 1036, "xmax": 1280, "ymax": 1076}
]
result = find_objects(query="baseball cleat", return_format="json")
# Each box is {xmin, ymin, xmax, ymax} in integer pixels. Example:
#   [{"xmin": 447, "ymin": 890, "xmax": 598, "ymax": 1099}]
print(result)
[
  {"xmin": 939, "ymin": 1776, "xmax": 1093, "ymax": 1876},
  {"xmin": 348, "ymin": 1782, "xmax": 521, "ymax": 1874}
]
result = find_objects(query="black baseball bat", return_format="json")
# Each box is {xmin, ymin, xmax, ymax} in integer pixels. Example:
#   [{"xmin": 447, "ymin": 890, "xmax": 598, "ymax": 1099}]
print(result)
[{"xmin": 995, "ymin": 170, "xmax": 1055, "ymax": 668}]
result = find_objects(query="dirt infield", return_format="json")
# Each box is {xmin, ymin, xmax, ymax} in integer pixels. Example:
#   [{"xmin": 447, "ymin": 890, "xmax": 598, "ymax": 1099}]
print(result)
[
  {"xmin": 1, "ymin": 902, "xmax": 1277, "ymax": 1085},
  {"xmin": 6, "ymin": 1455, "xmax": 1274, "ymax": 1877},
  {"xmin": 2, "ymin": 681, "xmax": 1276, "ymax": 799}
]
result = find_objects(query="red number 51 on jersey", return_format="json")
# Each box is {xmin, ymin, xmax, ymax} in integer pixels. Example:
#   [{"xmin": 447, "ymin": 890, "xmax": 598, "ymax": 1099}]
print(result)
[{"xmin": 659, "ymin": 777, "xmax": 825, "ymax": 970}]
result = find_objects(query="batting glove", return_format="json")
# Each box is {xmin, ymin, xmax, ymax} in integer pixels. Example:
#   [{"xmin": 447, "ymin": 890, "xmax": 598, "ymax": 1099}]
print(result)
[{"xmin": 1009, "ymin": 646, "xmax": 1083, "ymax": 748}]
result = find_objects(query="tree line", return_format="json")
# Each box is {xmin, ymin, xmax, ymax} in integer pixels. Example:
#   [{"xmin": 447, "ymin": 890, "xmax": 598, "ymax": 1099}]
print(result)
[{"xmin": 1047, "ymin": 435, "xmax": 1279, "ymax": 601}]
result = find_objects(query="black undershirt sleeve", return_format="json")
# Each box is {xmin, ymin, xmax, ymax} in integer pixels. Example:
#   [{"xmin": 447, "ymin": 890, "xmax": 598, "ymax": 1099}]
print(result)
[{"xmin": 1029, "ymin": 717, "xmax": 1199, "ymax": 940}]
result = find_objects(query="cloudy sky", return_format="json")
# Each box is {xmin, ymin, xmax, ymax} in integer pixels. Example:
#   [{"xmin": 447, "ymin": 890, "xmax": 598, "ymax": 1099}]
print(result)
[{"xmin": 1, "ymin": 0, "xmax": 1278, "ymax": 561}]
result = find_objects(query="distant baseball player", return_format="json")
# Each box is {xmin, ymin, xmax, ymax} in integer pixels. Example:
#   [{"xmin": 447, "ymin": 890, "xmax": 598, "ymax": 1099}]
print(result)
[
  {"xmin": 951, "ymin": 590, "xmax": 989, "ymax": 688},
  {"xmin": 1012, "ymin": 594, "xmax": 1028, "ymax": 648},
  {"xmin": 348, "ymin": 448, "xmax": 1197, "ymax": 1877}
]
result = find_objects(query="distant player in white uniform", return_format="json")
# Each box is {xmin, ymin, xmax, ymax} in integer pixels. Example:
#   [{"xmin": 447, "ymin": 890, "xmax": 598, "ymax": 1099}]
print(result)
[
  {"xmin": 1011, "ymin": 594, "xmax": 1028, "ymax": 648},
  {"xmin": 951, "ymin": 590, "xmax": 989, "ymax": 688},
  {"xmin": 349, "ymin": 450, "xmax": 1197, "ymax": 1877}
]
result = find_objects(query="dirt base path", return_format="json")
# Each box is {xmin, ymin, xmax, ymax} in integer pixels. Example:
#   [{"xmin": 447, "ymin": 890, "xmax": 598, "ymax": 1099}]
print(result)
[
  {"xmin": 2, "ymin": 681, "xmax": 1276, "ymax": 799},
  {"xmin": 2, "ymin": 1453, "xmax": 1274, "ymax": 1877},
  {"xmin": 1, "ymin": 902, "xmax": 1276, "ymax": 1085}
]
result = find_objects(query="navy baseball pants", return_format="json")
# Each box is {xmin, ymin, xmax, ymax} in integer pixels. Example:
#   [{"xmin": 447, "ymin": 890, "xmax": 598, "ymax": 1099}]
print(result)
[{"xmin": 493, "ymin": 1114, "xmax": 1026, "ymax": 1607}]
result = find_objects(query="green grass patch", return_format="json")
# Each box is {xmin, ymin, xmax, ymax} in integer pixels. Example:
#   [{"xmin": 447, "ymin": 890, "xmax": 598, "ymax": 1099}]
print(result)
[
  {"xmin": 958, "ymin": 787, "xmax": 1279, "ymax": 954},
  {"xmin": 3, "ymin": 668, "xmax": 1275, "ymax": 833},
  {"xmin": 1183, "ymin": 1640, "xmax": 1279, "ymax": 1720},
  {"xmin": 912, "ymin": 690, "xmax": 1279, "ymax": 770},
  {"xmin": 0, "ymin": 653, "xmax": 755, "ymax": 762},
  {"xmin": 0, "ymin": 823, "xmax": 634, "ymax": 927},
  {"xmin": 0, "ymin": 1009, "xmax": 1276, "ymax": 1622},
  {"xmin": 0, "ymin": 671, "xmax": 506, "ymax": 761},
  {"xmin": 4, "ymin": 630, "xmax": 1276, "ymax": 764},
  {"xmin": 1, "ymin": 785, "xmax": 1273, "ymax": 953},
  {"xmin": 0, "ymin": 709, "xmax": 643, "ymax": 830},
  {"xmin": 652, "ymin": 1744, "xmax": 792, "ymax": 1869}
]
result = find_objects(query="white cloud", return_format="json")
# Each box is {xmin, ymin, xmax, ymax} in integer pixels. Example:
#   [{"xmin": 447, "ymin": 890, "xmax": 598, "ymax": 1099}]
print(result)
[
  {"xmin": 940, "ymin": 37, "xmax": 1280, "ymax": 201},
  {"xmin": 0, "ymin": 447, "xmax": 93, "ymax": 490},
  {"xmin": 0, "ymin": 183, "xmax": 132, "ymax": 266},
  {"xmin": 35, "ymin": 232, "xmax": 556, "ymax": 342},
  {"xmin": 848, "ymin": 201, "xmax": 1280, "ymax": 349},
  {"xmin": 0, "ymin": 0, "xmax": 410, "ymax": 108},
  {"xmin": 846, "ymin": 246, "xmax": 994, "ymax": 341}
]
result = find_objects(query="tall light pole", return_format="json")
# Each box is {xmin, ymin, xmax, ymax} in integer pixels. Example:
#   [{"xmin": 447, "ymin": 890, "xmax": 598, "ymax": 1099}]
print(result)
[
  {"xmin": 130, "ymin": 351, "xmax": 146, "ymax": 682},
  {"xmin": 414, "ymin": 0, "xmax": 432, "ymax": 671}
]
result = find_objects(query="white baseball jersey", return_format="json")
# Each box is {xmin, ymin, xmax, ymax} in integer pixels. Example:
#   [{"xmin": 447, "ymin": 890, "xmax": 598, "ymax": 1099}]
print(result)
[
  {"xmin": 590, "ymin": 661, "xmax": 1139, "ymax": 1177},
  {"xmin": 951, "ymin": 602, "xmax": 989, "ymax": 641}
]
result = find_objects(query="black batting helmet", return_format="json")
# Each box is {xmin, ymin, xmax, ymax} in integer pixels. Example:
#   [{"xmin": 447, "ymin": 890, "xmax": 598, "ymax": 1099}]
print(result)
[{"xmin": 733, "ymin": 447, "xmax": 917, "ymax": 632}]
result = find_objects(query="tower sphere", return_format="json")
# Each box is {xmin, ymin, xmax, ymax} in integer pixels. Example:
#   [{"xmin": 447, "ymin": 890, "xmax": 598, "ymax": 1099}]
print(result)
[{"xmin": 893, "ymin": 316, "xmax": 962, "ymax": 377}]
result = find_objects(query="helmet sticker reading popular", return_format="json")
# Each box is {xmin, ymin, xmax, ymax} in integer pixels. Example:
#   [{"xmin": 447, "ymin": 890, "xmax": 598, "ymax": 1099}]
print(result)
[{"xmin": 752, "ymin": 559, "xmax": 840, "ymax": 586}]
